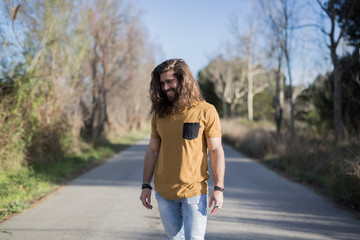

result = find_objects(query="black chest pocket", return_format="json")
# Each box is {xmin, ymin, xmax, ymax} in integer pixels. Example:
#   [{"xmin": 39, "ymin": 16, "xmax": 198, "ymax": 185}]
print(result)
[{"xmin": 183, "ymin": 122, "xmax": 201, "ymax": 140}]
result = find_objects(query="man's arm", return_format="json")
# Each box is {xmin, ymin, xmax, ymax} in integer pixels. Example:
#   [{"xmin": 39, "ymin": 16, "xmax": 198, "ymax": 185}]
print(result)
[
  {"xmin": 140, "ymin": 138, "xmax": 160, "ymax": 210},
  {"xmin": 207, "ymin": 137, "xmax": 225, "ymax": 215}
]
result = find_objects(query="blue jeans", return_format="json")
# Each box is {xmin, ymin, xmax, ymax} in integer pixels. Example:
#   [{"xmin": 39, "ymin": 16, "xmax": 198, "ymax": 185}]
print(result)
[{"xmin": 155, "ymin": 192, "xmax": 208, "ymax": 240}]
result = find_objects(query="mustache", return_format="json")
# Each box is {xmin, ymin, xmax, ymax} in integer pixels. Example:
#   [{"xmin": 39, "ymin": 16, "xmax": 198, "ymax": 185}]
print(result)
[{"xmin": 165, "ymin": 88, "xmax": 176, "ymax": 93}]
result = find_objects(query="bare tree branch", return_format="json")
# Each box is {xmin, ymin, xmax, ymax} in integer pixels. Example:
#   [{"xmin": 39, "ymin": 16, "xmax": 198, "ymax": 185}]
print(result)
[
  {"xmin": 289, "ymin": 24, "xmax": 327, "ymax": 35},
  {"xmin": 334, "ymin": 0, "xmax": 357, "ymax": 47}
]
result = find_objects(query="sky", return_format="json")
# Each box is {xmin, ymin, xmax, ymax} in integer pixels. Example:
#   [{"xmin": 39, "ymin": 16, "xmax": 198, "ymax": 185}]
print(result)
[
  {"xmin": 0, "ymin": 0, "xmax": 330, "ymax": 85},
  {"xmin": 0, "ymin": 0, "xmax": 253, "ymax": 74},
  {"xmin": 135, "ymin": 0, "xmax": 253, "ymax": 76},
  {"xmin": 133, "ymin": 0, "xmax": 331, "ymax": 86}
]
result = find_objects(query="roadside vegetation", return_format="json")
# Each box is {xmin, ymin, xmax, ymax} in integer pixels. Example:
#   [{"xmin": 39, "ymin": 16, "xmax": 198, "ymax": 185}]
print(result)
[
  {"xmin": 196, "ymin": 1, "xmax": 359, "ymax": 212},
  {"xmin": 0, "ymin": 1, "xmax": 153, "ymax": 222},
  {"xmin": 0, "ymin": 129, "xmax": 149, "ymax": 222},
  {"xmin": 221, "ymin": 118, "xmax": 360, "ymax": 211}
]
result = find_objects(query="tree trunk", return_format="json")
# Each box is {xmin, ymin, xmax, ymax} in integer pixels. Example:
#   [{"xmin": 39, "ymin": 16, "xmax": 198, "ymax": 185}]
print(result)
[
  {"xmin": 283, "ymin": 0, "xmax": 295, "ymax": 138},
  {"xmin": 247, "ymin": 51, "xmax": 254, "ymax": 121},
  {"xmin": 331, "ymin": 48, "xmax": 343, "ymax": 143},
  {"xmin": 222, "ymin": 100, "xmax": 228, "ymax": 118},
  {"xmin": 285, "ymin": 51, "xmax": 295, "ymax": 137},
  {"xmin": 230, "ymin": 103, "xmax": 236, "ymax": 118},
  {"xmin": 275, "ymin": 54, "xmax": 283, "ymax": 138}
]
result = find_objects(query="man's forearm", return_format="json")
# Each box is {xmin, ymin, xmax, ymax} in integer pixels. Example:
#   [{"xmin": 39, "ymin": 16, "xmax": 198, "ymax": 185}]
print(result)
[
  {"xmin": 140, "ymin": 140, "xmax": 159, "ymax": 210},
  {"xmin": 143, "ymin": 149, "xmax": 159, "ymax": 184},
  {"xmin": 210, "ymin": 147, "xmax": 225, "ymax": 187}
]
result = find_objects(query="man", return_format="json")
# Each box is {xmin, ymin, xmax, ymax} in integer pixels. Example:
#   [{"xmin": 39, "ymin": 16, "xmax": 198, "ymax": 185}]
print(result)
[{"xmin": 139, "ymin": 59, "xmax": 225, "ymax": 240}]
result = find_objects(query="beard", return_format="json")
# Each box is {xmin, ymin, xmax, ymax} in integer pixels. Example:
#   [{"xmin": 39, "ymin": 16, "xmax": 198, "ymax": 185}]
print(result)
[{"xmin": 165, "ymin": 88, "xmax": 179, "ymax": 103}]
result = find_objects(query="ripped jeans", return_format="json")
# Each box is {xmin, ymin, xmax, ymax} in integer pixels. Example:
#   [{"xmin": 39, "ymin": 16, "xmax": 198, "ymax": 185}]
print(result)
[{"xmin": 155, "ymin": 192, "xmax": 208, "ymax": 240}]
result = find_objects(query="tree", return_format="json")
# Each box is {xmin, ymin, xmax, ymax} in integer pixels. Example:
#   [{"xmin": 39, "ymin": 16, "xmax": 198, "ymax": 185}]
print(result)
[
  {"xmin": 334, "ymin": 0, "xmax": 360, "ymax": 48},
  {"xmin": 315, "ymin": 0, "xmax": 360, "ymax": 143},
  {"xmin": 0, "ymin": 0, "xmax": 90, "ymax": 163},
  {"xmin": 109, "ymin": 11, "xmax": 155, "ymax": 132},
  {"xmin": 282, "ymin": 0, "xmax": 296, "ymax": 137},
  {"xmin": 198, "ymin": 70, "xmax": 222, "ymax": 114},
  {"xmin": 258, "ymin": 0, "xmax": 285, "ymax": 137},
  {"xmin": 81, "ymin": 0, "xmax": 154, "ymax": 141},
  {"xmin": 265, "ymin": 0, "xmax": 301, "ymax": 137},
  {"xmin": 244, "ymin": 33, "xmax": 268, "ymax": 121},
  {"xmin": 297, "ymin": 55, "xmax": 360, "ymax": 137},
  {"xmin": 229, "ymin": 16, "xmax": 268, "ymax": 121},
  {"xmin": 200, "ymin": 55, "xmax": 247, "ymax": 117},
  {"xmin": 0, "ymin": 4, "xmax": 20, "ymax": 62},
  {"xmin": 22, "ymin": 0, "xmax": 89, "ymax": 141},
  {"xmin": 0, "ymin": 0, "xmax": 155, "ymax": 168}
]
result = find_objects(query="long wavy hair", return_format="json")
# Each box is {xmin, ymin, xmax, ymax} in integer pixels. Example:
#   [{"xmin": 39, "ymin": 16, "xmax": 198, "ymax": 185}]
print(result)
[{"xmin": 150, "ymin": 59, "xmax": 203, "ymax": 117}]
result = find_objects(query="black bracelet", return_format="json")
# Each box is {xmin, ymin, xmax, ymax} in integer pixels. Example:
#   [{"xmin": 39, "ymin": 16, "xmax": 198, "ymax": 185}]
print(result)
[
  {"xmin": 142, "ymin": 183, "xmax": 153, "ymax": 190},
  {"xmin": 214, "ymin": 186, "xmax": 224, "ymax": 192}
]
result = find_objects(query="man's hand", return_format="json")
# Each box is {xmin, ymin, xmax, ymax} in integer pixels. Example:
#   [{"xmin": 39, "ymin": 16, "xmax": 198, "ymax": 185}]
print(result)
[
  {"xmin": 140, "ymin": 189, "xmax": 153, "ymax": 209},
  {"xmin": 209, "ymin": 190, "xmax": 223, "ymax": 215}
]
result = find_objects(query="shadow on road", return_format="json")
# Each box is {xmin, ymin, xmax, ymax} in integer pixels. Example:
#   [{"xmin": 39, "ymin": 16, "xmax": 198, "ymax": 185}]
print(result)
[
  {"xmin": 205, "ymin": 144, "xmax": 360, "ymax": 240},
  {"xmin": 9, "ymin": 138, "xmax": 357, "ymax": 240}
]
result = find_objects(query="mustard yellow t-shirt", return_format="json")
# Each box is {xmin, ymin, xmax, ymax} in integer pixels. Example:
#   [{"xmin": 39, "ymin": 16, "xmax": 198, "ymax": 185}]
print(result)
[{"xmin": 151, "ymin": 101, "xmax": 222, "ymax": 199}]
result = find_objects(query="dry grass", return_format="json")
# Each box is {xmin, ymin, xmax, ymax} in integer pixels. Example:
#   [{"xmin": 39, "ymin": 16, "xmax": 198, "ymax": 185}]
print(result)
[
  {"xmin": 221, "ymin": 118, "xmax": 276, "ymax": 158},
  {"xmin": 221, "ymin": 118, "xmax": 360, "ymax": 211}
]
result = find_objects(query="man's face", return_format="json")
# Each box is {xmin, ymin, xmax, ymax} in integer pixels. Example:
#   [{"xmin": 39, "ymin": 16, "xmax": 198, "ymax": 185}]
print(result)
[{"xmin": 160, "ymin": 70, "xmax": 179, "ymax": 102}]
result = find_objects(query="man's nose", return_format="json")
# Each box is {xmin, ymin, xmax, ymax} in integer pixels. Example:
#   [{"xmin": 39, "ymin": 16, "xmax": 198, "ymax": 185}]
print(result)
[{"xmin": 163, "ymin": 83, "xmax": 170, "ymax": 91}]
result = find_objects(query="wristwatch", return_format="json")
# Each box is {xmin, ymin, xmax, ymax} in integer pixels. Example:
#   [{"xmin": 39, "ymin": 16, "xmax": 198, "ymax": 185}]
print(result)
[
  {"xmin": 141, "ymin": 183, "xmax": 153, "ymax": 190},
  {"xmin": 214, "ymin": 186, "xmax": 224, "ymax": 192}
]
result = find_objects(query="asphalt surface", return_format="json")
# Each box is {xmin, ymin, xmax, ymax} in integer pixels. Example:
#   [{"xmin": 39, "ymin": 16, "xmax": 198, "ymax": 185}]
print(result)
[{"xmin": 0, "ymin": 138, "xmax": 359, "ymax": 240}]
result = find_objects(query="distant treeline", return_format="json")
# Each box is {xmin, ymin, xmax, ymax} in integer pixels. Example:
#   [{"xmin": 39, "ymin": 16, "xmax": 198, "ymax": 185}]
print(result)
[
  {"xmin": 198, "ymin": 54, "xmax": 360, "ymax": 139},
  {"xmin": 197, "ymin": 0, "xmax": 360, "ymax": 141}
]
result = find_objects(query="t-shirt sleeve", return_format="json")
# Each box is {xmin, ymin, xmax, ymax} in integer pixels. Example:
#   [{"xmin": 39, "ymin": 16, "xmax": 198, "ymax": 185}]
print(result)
[
  {"xmin": 150, "ymin": 113, "xmax": 161, "ymax": 139},
  {"xmin": 204, "ymin": 105, "xmax": 222, "ymax": 138}
]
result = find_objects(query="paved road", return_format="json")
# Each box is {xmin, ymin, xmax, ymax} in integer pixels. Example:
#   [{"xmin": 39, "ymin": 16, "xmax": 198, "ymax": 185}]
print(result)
[{"xmin": 0, "ymin": 138, "xmax": 359, "ymax": 240}]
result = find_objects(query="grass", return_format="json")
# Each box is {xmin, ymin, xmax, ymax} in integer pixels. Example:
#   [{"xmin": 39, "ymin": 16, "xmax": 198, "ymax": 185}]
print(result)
[
  {"xmin": 0, "ymin": 129, "xmax": 149, "ymax": 222},
  {"xmin": 221, "ymin": 118, "xmax": 360, "ymax": 212}
]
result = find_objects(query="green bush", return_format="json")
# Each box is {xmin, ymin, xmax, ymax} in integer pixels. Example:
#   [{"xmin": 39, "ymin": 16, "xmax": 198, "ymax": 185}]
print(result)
[{"xmin": 0, "ymin": 99, "xmax": 27, "ymax": 169}]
